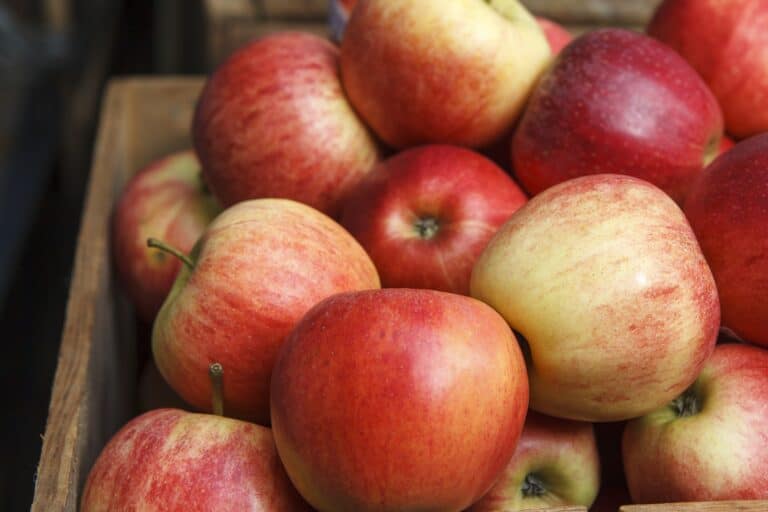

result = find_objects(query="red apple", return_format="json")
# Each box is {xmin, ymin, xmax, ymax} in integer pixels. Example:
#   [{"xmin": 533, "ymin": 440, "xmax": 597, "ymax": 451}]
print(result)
[
  {"xmin": 469, "ymin": 411, "xmax": 600, "ymax": 511},
  {"xmin": 536, "ymin": 16, "xmax": 572, "ymax": 54},
  {"xmin": 470, "ymin": 174, "xmax": 720, "ymax": 422},
  {"xmin": 193, "ymin": 31, "xmax": 380, "ymax": 217},
  {"xmin": 152, "ymin": 199, "xmax": 380, "ymax": 424},
  {"xmin": 111, "ymin": 150, "xmax": 219, "ymax": 323},
  {"xmin": 80, "ymin": 409, "xmax": 311, "ymax": 511},
  {"xmin": 270, "ymin": 288, "xmax": 529, "ymax": 512},
  {"xmin": 623, "ymin": 343, "xmax": 768, "ymax": 502},
  {"xmin": 647, "ymin": 0, "xmax": 768, "ymax": 139},
  {"xmin": 512, "ymin": 28, "xmax": 723, "ymax": 204},
  {"xmin": 340, "ymin": 0, "xmax": 551, "ymax": 149},
  {"xmin": 719, "ymin": 135, "xmax": 735, "ymax": 155},
  {"xmin": 340, "ymin": 145, "xmax": 527, "ymax": 295},
  {"xmin": 684, "ymin": 133, "xmax": 768, "ymax": 347}
]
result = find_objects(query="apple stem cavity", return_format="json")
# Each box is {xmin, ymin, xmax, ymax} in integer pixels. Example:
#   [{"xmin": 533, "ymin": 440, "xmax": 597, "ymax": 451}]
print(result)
[
  {"xmin": 147, "ymin": 238, "xmax": 195, "ymax": 270},
  {"xmin": 522, "ymin": 473, "xmax": 547, "ymax": 497},
  {"xmin": 670, "ymin": 387, "xmax": 700, "ymax": 418},
  {"xmin": 414, "ymin": 217, "xmax": 440, "ymax": 239},
  {"xmin": 209, "ymin": 362, "xmax": 225, "ymax": 416}
]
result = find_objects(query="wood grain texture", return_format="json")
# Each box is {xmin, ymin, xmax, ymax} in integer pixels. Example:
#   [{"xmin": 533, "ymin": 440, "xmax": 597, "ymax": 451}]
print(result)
[
  {"xmin": 30, "ymin": 77, "xmax": 204, "ymax": 512},
  {"xmin": 621, "ymin": 501, "xmax": 768, "ymax": 511}
]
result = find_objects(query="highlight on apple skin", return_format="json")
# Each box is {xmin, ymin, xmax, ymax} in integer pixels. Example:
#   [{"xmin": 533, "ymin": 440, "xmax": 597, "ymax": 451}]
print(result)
[
  {"xmin": 470, "ymin": 173, "xmax": 720, "ymax": 422},
  {"xmin": 270, "ymin": 288, "xmax": 529, "ymax": 512}
]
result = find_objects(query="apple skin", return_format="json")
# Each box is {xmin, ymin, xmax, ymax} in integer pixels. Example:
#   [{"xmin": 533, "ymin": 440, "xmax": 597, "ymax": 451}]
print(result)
[
  {"xmin": 468, "ymin": 411, "xmax": 599, "ymax": 512},
  {"xmin": 270, "ymin": 288, "xmax": 529, "ymax": 512},
  {"xmin": 718, "ymin": 135, "xmax": 735, "ymax": 155},
  {"xmin": 340, "ymin": 0, "xmax": 551, "ymax": 149},
  {"xmin": 512, "ymin": 28, "xmax": 723, "ymax": 204},
  {"xmin": 340, "ymin": 145, "xmax": 527, "ymax": 295},
  {"xmin": 684, "ymin": 133, "xmax": 768, "ymax": 347},
  {"xmin": 536, "ymin": 16, "xmax": 572, "ymax": 54},
  {"xmin": 470, "ymin": 174, "xmax": 720, "ymax": 422},
  {"xmin": 111, "ymin": 150, "xmax": 220, "ymax": 323},
  {"xmin": 193, "ymin": 31, "xmax": 380, "ymax": 218},
  {"xmin": 152, "ymin": 199, "xmax": 380, "ymax": 424},
  {"xmin": 623, "ymin": 343, "xmax": 768, "ymax": 502},
  {"xmin": 80, "ymin": 409, "xmax": 311, "ymax": 511},
  {"xmin": 647, "ymin": 0, "xmax": 768, "ymax": 139}
]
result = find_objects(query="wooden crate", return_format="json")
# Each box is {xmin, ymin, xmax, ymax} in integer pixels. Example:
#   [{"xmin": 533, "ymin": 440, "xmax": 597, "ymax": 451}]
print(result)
[
  {"xmin": 203, "ymin": 0, "xmax": 661, "ymax": 68},
  {"xmin": 31, "ymin": 77, "xmax": 768, "ymax": 511}
]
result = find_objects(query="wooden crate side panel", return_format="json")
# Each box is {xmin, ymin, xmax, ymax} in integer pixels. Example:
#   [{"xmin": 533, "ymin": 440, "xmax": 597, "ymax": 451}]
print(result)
[{"xmin": 31, "ymin": 81, "xmax": 129, "ymax": 512}]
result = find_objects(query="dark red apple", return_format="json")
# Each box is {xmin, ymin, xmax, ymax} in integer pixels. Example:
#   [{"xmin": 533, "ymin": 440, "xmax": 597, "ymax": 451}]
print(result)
[
  {"xmin": 112, "ymin": 150, "xmax": 219, "ymax": 323},
  {"xmin": 270, "ymin": 288, "xmax": 529, "ymax": 511},
  {"xmin": 340, "ymin": 145, "xmax": 527, "ymax": 295},
  {"xmin": 647, "ymin": 0, "xmax": 768, "ymax": 139},
  {"xmin": 512, "ymin": 28, "xmax": 723, "ymax": 203},
  {"xmin": 81, "ymin": 409, "xmax": 311, "ymax": 511},
  {"xmin": 684, "ymin": 133, "xmax": 768, "ymax": 347},
  {"xmin": 193, "ymin": 31, "xmax": 380, "ymax": 217}
]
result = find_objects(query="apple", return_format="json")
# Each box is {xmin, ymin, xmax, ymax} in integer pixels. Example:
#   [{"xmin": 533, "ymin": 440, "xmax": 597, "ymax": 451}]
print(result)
[
  {"xmin": 340, "ymin": 0, "xmax": 551, "ymax": 149},
  {"xmin": 270, "ymin": 288, "xmax": 529, "ymax": 512},
  {"xmin": 536, "ymin": 16, "xmax": 572, "ymax": 54},
  {"xmin": 80, "ymin": 408, "xmax": 311, "ymax": 511},
  {"xmin": 623, "ymin": 342, "xmax": 768, "ymax": 502},
  {"xmin": 468, "ymin": 411, "xmax": 600, "ymax": 512},
  {"xmin": 512, "ymin": 28, "xmax": 723, "ymax": 204},
  {"xmin": 152, "ymin": 198, "xmax": 380, "ymax": 424},
  {"xmin": 470, "ymin": 174, "xmax": 720, "ymax": 422},
  {"xmin": 111, "ymin": 150, "xmax": 219, "ymax": 323},
  {"xmin": 719, "ymin": 135, "xmax": 735, "ymax": 155},
  {"xmin": 193, "ymin": 31, "xmax": 380, "ymax": 218},
  {"xmin": 340, "ymin": 145, "xmax": 527, "ymax": 295},
  {"xmin": 683, "ymin": 133, "xmax": 768, "ymax": 347},
  {"xmin": 647, "ymin": 0, "xmax": 768, "ymax": 139}
]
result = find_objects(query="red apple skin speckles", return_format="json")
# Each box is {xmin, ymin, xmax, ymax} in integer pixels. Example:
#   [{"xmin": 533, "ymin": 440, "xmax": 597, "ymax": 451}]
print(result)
[
  {"xmin": 623, "ymin": 343, "xmax": 768, "ymax": 502},
  {"xmin": 684, "ymin": 133, "xmax": 768, "ymax": 347},
  {"xmin": 512, "ymin": 29, "xmax": 723, "ymax": 204},
  {"xmin": 112, "ymin": 151, "xmax": 220, "ymax": 323},
  {"xmin": 647, "ymin": 0, "xmax": 768, "ymax": 139},
  {"xmin": 80, "ymin": 409, "xmax": 312, "ymax": 511},
  {"xmin": 152, "ymin": 199, "xmax": 380, "ymax": 425},
  {"xmin": 340, "ymin": 145, "xmax": 527, "ymax": 295},
  {"xmin": 270, "ymin": 288, "xmax": 529, "ymax": 512},
  {"xmin": 193, "ymin": 31, "xmax": 380, "ymax": 218}
]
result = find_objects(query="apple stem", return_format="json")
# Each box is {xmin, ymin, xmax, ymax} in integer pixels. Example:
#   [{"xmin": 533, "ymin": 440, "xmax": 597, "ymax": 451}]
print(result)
[
  {"xmin": 209, "ymin": 362, "xmax": 224, "ymax": 416},
  {"xmin": 522, "ymin": 473, "xmax": 547, "ymax": 497},
  {"xmin": 670, "ymin": 387, "xmax": 699, "ymax": 417},
  {"xmin": 147, "ymin": 238, "xmax": 195, "ymax": 270}
]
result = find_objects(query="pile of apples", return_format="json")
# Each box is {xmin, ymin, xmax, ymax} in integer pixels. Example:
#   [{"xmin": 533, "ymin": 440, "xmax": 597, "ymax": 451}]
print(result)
[{"xmin": 85, "ymin": 0, "xmax": 768, "ymax": 510}]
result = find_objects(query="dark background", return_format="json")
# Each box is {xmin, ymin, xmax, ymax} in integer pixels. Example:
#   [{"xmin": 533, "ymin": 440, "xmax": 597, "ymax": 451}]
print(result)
[{"xmin": 0, "ymin": 1, "xmax": 205, "ymax": 509}]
